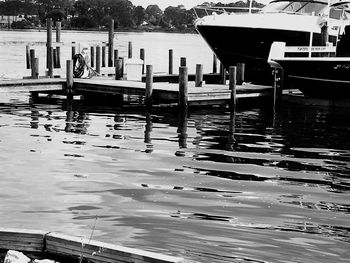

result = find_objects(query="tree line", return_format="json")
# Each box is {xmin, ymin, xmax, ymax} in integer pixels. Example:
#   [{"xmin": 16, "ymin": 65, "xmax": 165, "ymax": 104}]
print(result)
[{"xmin": 0, "ymin": 0, "xmax": 264, "ymax": 31}]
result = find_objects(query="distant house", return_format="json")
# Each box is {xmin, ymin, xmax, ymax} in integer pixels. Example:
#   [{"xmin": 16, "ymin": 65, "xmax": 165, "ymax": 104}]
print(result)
[{"xmin": 0, "ymin": 15, "xmax": 25, "ymax": 27}]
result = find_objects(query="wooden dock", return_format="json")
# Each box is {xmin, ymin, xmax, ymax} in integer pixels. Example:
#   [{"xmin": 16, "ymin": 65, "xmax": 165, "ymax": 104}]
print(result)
[{"xmin": 0, "ymin": 77, "xmax": 273, "ymax": 106}]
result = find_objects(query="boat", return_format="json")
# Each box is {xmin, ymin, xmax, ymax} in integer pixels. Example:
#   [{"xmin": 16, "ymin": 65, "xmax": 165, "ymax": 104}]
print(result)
[
  {"xmin": 194, "ymin": 0, "xmax": 350, "ymax": 84},
  {"xmin": 0, "ymin": 228, "xmax": 183, "ymax": 263}
]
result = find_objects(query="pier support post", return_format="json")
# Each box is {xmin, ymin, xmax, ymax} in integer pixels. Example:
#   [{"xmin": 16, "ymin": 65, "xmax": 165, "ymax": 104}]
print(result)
[
  {"xmin": 53, "ymin": 48, "xmax": 58, "ymax": 68},
  {"xmin": 115, "ymin": 59, "xmax": 123, "ymax": 80},
  {"xmin": 140, "ymin": 48, "xmax": 145, "ymax": 74},
  {"xmin": 179, "ymin": 66, "xmax": 188, "ymax": 110},
  {"xmin": 90, "ymin": 46, "xmax": 95, "ymax": 68},
  {"xmin": 66, "ymin": 60, "xmax": 73, "ymax": 95},
  {"xmin": 31, "ymin": 57, "xmax": 39, "ymax": 79},
  {"xmin": 56, "ymin": 46, "xmax": 61, "ymax": 68},
  {"xmin": 195, "ymin": 64, "xmax": 203, "ymax": 87},
  {"xmin": 56, "ymin": 21, "xmax": 61, "ymax": 43},
  {"xmin": 29, "ymin": 49, "xmax": 35, "ymax": 69},
  {"xmin": 96, "ymin": 46, "xmax": 101, "ymax": 74},
  {"xmin": 71, "ymin": 42, "xmax": 76, "ymax": 59},
  {"xmin": 108, "ymin": 19, "xmax": 114, "ymax": 67},
  {"xmin": 128, "ymin": 41, "xmax": 133, "ymax": 59},
  {"xmin": 145, "ymin": 65, "xmax": 153, "ymax": 108},
  {"xmin": 26, "ymin": 45, "xmax": 31, "ymax": 69},
  {"xmin": 48, "ymin": 47, "xmax": 54, "ymax": 78},
  {"xmin": 220, "ymin": 62, "xmax": 226, "ymax": 84},
  {"xmin": 229, "ymin": 66, "xmax": 237, "ymax": 108},
  {"xmin": 102, "ymin": 45, "xmax": 106, "ymax": 67},
  {"xmin": 114, "ymin": 50, "xmax": 119, "ymax": 64},
  {"xmin": 169, "ymin": 49, "xmax": 173, "ymax": 75},
  {"xmin": 237, "ymin": 63, "xmax": 245, "ymax": 85},
  {"xmin": 180, "ymin": 57, "xmax": 186, "ymax": 67},
  {"xmin": 213, "ymin": 54, "xmax": 217, "ymax": 73},
  {"xmin": 46, "ymin": 18, "xmax": 53, "ymax": 69}
]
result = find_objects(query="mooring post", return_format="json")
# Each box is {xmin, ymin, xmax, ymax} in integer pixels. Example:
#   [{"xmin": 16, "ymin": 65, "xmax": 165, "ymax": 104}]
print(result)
[
  {"xmin": 48, "ymin": 47, "xmax": 54, "ymax": 78},
  {"xmin": 108, "ymin": 19, "xmax": 114, "ymax": 67},
  {"xmin": 46, "ymin": 18, "xmax": 53, "ymax": 69},
  {"xmin": 220, "ymin": 62, "xmax": 226, "ymax": 84},
  {"xmin": 213, "ymin": 54, "xmax": 217, "ymax": 73},
  {"xmin": 90, "ymin": 46, "xmax": 95, "ymax": 68},
  {"xmin": 179, "ymin": 66, "xmax": 188, "ymax": 109},
  {"xmin": 180, "ymin": 57, "xmax": 186, "ymax": 67},
  {"xmin": 31, "ymin": 57, "xmax": 39, "ymax": 79},
  {"xmin": 29, "ymin": 49, "xmax": 35, "ymax": 69},
  {"xmin": 169, "ymin": 49, "xmax": 173, "ymax": 75},
  {"xmin": 195, "ymin": 64, "xmax": 203, "ymax": 87},
  {"xmin": 128, "ymin": 41, "xmax": 133, "ymax": 59},
  {"xmin": 140, "ymin": 48, "xmax": 145, "ymax": 74},
  {"xmin": 145, "ymin": 65, "xmax": 153, "ymax": 108},
  {"xmin": 237, "ymin": 63, "xmax": 245, "ymax": 85},
  {"xmin": 56, "ymin": 21, "xmax": 61, "ymax": 43},
  {"xmin": 102, "ymin": 45, "xmax": 106, "ymax": 67},
  {"xmin": 66, "ymin": 60, "xmax": 73, "ymax": 95},
  {"xmin": 229, "ymin": 66, "xmax": 237, "ymax": 108},
  {"xmin": 114, "ymin": 50, "xmax": 119, "ymax": 63},
  {"xmin": 53, "ymin": 48, "xmax": 58, "ymax": 68},
  {"xmin": 96, "ymin": 45, "xmax": 101, "ymax": 74},
  {"xmin": 26, "ymin": 45, "xmax": 31, "ymax": 69},
  {"xmin": 115, "ymin": 58, "xmax": 123, "ymax": 80},
  {"xmin": 71, "ymin": 42, "xmax": 76, "ymax": 59},
  {"xmin": 56, "ymin": 46, "xmax": 61, "ymax": 68}
]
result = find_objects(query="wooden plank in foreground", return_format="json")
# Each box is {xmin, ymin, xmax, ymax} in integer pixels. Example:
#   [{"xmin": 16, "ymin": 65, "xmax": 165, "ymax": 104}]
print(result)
[
  {"xmin": 45, "ymin": 232, "xmax": 184, "ymax": 263},
  {"xmin": 0, "ymin": 228, "xmax": 45, "ymax": 253},
  {"xmin": 0, "ymin": 78, "xmax": 65, "ymax": 93}
]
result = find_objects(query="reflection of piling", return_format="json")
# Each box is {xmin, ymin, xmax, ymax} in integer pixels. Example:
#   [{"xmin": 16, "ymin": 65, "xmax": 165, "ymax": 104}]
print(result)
[
  {"xmin": 66, "ymin": 60, "xmax": 73, "ymax": 95},
  {"xmin": 169, "ymin": 49, "xmax": 173, "ymax": 74},
  {"xmin": 179, "ymin": 66, "xmax": 188, "ymax": 110},
  {"xmin": 229, "ymin": 66, "xmax": 237, "ymax": 108},
  {"xmin": 144, "ymin": 112, "xmax": 152, "ymax": 145},
  {"xmin": 145, "ymin": 65, "xmax": 153, "ymax": 109},
  {"xmin": 177, "ymin": 109, "xmax": 188, "ymax": 149},
  {"xmin": 108, "ymin": 19, "xmax": 114, "ymax": 67}
]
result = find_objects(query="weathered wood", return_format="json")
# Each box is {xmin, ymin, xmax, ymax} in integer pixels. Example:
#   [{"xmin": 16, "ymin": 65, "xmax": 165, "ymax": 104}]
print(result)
[
  {"xmin": 71, "ymin": 42, "xmax": 76, "ymax": 59},
  {"xmin": 236, "ymin": 63, "xmax": 245, "ymax": 85},
  {"xmin": 140, "ymin": 48, "xmax": 145, "ymax": 74},
  {"xmin": 31, "ymin": 57, "xmax": 39, "ymax": 79},
  {"xmin": 229, "ymin": 66, "xmax": 237, "ymax": 108},
  {"xmin": 56, "ymin": 46, "xmax": 61, "ymax": 68},
  {"xmin": 102, "ymin": 45, "xmax": 106, "ymax": 67},
  {"xmin": 29, "ymin": 49, "xmax": 35, "ymax": 69},
  {"xmin": 220, "ymin": 62, "xmax": 226, "ymax": 84},
  {"xmin": 128, "ymin": 41, "xmax": 133, "ymax": 59},
  {"xmin": 108, "ymin": 19, "xmax": 114, "ymax": 67},
  {"xmin": 45, "ymin": 232, "xmax": 183, "ymax": 263},
  {"xmin": 195, "ymin": 64, "xmax": 203, "ymax": 87},
  {"xmin": 91, "ymin": 46, "xmax": 95, "ymax": 68},
  {"xmin": 48, "ymin": 47, "xmax": 54, "ymax": 78},
  {"xmin": 115, "ymin": 58, "xmax": 123, "ymax": 80},
  {"xmin": 53, "ymin": 48, "xmax": 58, "ymax": 68},
  {"xmin": 180, "ymin": 57, "xmax": 186, "ymax": 67},
  {"xmin": 169, "ymin": 49, "xmax": 173, "ymax": 74},
  {"xmin": 145, "ymin": 65, "xmax": 153, "ymax": 108},
  {"xmin": 56, "ymin": 21, "xmax": 61, "ymax": 43},
  {"xmin": 114, "ymin": 49, "xmax": 118, "ymax": 64},
  {"xmin": 179, "ymin": 66, "xmax": 188, "ymax": 109},
  {"xmin": 66, "ymin": 60, "xmax": 73, "ymax": 94},
  {"xmin": 96, "ymin": 45, "xmax": 101, "ymax": 74},
  {"xmin": 26, "ymin": 45, "xmax": 31, "ymax": 69}
]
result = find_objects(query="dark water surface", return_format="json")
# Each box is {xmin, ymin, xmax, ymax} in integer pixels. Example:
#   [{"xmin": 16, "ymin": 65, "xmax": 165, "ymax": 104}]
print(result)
[{"xmin": 0, "ymin": 92, "xmax": 349, "ymax": 263}]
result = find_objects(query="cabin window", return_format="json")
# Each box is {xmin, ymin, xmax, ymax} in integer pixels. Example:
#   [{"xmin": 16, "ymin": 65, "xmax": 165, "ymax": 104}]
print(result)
[{"xmin": 262, "ymin": 1, "xmax": 327, "ymax": 15}]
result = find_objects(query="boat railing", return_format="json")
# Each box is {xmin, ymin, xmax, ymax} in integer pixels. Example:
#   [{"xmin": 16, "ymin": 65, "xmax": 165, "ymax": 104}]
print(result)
[{"xmin": 193, "ymin": 5, "xmax": 262, "ymax": 18}]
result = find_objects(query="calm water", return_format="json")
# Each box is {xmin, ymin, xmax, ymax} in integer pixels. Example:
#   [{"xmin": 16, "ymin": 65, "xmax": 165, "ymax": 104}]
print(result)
[{"xmin": 0, "ymin": 31, "xmax": 349, "ymax": 263}]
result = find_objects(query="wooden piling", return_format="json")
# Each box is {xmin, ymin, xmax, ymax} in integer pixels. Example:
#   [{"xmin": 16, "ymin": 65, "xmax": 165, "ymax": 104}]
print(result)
[
  {"xmin": 213, "ymin": 54, "xmax": 217, "ymax": 73},
  {"xmin": 48, "ymin": 47, "xmax": 53, "ymax": 78},
  {"xmin": 180, "ymin": 57, "xmax": 186, "ymax": 67},
  {"xmin": 195, "ymin": 64, "xmax": 203, "ymax": 87},
  {"xmin": 30, "ymin": 49, "xmax": 35, "ymax": 69},
  {"xmin": 66, "ymin": 60, "xmax": 73, "ymax": 95},
  {"xmin": 236, "ymin": 63, "xmax": 245, "ymax": 85},
  {"xmin": 179, "ymin": 66, "xmax": 188, "ymax": 109},
  {"xmin": 140, "ymin": 48, "xmax": 145, "ymax": 74},
  {"xmin": 96, "ymin": 46, "xmax": 101, "ymax": 74},
  {"xmin": 46, "ymin": 18, "xmax": 53, "ymax": 69},
  {"xmin": 108, "ymin": 19, "xmax": 114, "ymax": 67},
  {"xmin": 71, "ymin": 42, "xmax": 76, "ymax": 59},
  {"xmin": 169, "ymin": 49, "xmax": 173, "ymax": 75},
  {"xmin": 56, "ymin": 46, "xmax": 61, "ymax": 68},
  {"xmin": 145, "ymin": 65, "xmax": 153, "ymax": 108},
  {"xmin": 26, "ymin": 45, "xmax": 31, "ymax": 69},
  {"xmin": 53, "ymin": 48, "xmax": 58, "ymax": 68},
  {"xmin": 229, "ymin": 66, "xmax": 237, "ymax": 108},
  {"xmin": 31, "ymin": 57, "xmax": 39, "ymax": 79},
  {"xmin": 56, "ymin": 21, "xmax": 61, "ymax": 43},
  {"xmin": 114, "ymin": 50, "xmax": 119, "ymax": 64},
  {"xmin": 115, "ymin": 59, "xmax": 123, "ymax": 80},
  {"xmin": 220, "ymin": 62, "xmax": 226, "ymax": 84},
  {"xmin": 128, "ymin": 41, "xmax": 133, "ymax": 59},
  {"xmin": 102, "ymin": 45, "xmax": 106, "ymax": 67},
  {"xmin": 90, "ymin": 46, "xmax": 95, "ymax": 68}
]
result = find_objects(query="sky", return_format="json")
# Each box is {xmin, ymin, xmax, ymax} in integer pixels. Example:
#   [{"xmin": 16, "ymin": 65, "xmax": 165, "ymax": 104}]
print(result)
[{"xmin": 129, "ymin": 0, "xmax": 267, "ymax": 10}]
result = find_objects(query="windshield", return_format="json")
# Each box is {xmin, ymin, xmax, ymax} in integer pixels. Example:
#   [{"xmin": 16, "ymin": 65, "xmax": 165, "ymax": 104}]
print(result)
[{"xmin": 262, "ymin": 0, "xmax": 327, "ymax": 15}]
